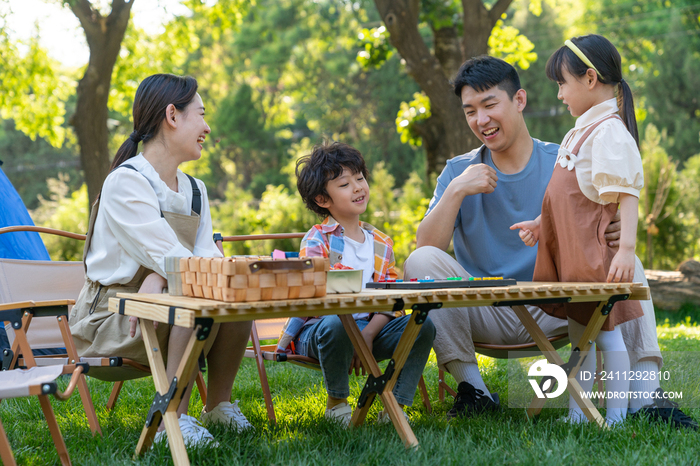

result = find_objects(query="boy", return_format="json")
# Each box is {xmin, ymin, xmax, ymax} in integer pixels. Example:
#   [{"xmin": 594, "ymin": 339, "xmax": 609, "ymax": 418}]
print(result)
[{"xmin": 278, "ymin": 141, "xmax": 435, "ymax": 425}]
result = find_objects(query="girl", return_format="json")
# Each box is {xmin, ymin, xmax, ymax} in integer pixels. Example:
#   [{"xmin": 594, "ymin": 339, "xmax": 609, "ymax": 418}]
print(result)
[
  {"xmin": 511, "ymin": 35, "xmax": 644, "ymax": 426},
  {"xmin": 69, "ymin": 74, "xmax": 253, "ymax": 446}
]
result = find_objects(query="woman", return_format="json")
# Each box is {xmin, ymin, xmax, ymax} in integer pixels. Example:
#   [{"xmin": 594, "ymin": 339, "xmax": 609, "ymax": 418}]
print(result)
[{"xmin": 69, "ymin": 74, "xmax": 253, "ymax": 446}]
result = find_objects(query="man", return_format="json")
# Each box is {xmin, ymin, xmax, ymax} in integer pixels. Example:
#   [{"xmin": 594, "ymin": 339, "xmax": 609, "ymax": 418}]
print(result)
[{"xmin": 404, "ymin": 56, "xmax": 696, "ymax": 429}]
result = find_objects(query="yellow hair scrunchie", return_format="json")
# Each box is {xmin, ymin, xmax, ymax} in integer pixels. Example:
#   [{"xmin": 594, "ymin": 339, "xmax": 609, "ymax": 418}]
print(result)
[{"xmin": 564, "ymin": 39, "xmax": 601, "ymax": 77}]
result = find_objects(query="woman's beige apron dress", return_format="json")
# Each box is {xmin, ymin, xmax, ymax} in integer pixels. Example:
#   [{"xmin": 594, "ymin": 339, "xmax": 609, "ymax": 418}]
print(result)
[
  {"xmin": 69, "ymin": 166, "xmax": 201, "ymax": 381},
  {"xmin": 534, "ymin": 115, "xmax": 643, "ymax": 331}
]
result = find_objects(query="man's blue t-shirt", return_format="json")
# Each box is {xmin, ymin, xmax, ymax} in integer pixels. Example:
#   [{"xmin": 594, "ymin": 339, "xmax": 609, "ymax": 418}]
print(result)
[{"xmin": 425, "ymin": 138, "xmax": 558, "ymax": 281}]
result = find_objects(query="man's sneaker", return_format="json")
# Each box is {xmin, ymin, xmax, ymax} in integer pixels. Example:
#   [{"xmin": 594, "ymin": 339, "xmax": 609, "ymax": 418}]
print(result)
[
  {"xmin": 201, "ymin": 400, "xmax": 254, "ymax": 432},
  {"xmin": 446, "ymin": 382, "xmax": 500, "ymax": 419},
  {"xmin": 153, "ymin": 414, "xmax": 219, "ymax": 447},
  {"xmin": 631, "ymin": 388, "xmax": 698, "ymax": 430},
  {"xmin": 377, "ymin": 409, "xmax": 411, "ymax": 425},
  {"xmin": 325, "ymin": 402, "xmax": 352, "ymax": 427}
]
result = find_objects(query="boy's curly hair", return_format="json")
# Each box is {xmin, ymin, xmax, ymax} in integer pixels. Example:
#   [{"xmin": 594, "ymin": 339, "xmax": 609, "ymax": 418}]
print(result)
[{"xmin": 296, "ymin": 141, "xmax": 369, "ymax": 218}]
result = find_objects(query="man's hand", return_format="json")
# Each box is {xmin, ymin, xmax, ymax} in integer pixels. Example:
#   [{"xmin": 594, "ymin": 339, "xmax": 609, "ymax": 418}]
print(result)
[
  {"xmin": 452, "ymin": 163, "xmax": 498, "ymax": 197},
  {"xmin": 604, "ymin": 210, "xmax": 622, "ymax": 247},
  {"xmin": 510, "ymin": 217, "xmax": 541, "ymax": 247}
]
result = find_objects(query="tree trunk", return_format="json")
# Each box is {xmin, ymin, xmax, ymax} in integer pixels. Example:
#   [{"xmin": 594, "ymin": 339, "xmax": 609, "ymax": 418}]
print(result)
[
  {"xmin": 374, "ymin": 0, "xmax": 514, "ymax": 176},
  {"xmin": 68, "ymin": 0, "xmax": 134, "ymax": 204}
]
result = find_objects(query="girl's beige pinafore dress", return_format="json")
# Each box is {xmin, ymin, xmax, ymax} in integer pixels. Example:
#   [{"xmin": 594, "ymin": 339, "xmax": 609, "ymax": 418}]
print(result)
[
  {"xmin": 69, "ymin": 165, "xmax": 201, "ymax": 380},
  {"xmin": 533, "ymin": 115, "xmax": 643, "ymax": 331}
]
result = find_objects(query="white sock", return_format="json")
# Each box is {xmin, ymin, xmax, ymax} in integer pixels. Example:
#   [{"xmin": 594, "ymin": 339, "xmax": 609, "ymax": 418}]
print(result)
[
  {"xmin": 628, "ymin": 360, "xmax": 661, "ymax": 413},
  {"xmin": 566, "ymin": 319, "xmax": 596, "ymax": 423},
  {"xmin": 445, "ymin": 360, "xmax": 493, "ymax": 401},
  {"xmin": 596, "ymin": 327, "xmax": 630, "ymax": 426}
]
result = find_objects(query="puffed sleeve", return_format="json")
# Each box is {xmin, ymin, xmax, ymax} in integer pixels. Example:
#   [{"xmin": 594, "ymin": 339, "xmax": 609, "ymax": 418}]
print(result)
[{"xmin": 591, "ymin": 121, "xmax": 644, "ymax": 203}]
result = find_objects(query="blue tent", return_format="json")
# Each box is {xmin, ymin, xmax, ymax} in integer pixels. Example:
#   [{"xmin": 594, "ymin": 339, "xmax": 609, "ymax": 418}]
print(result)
[
  {"xmin": 1, "ymin": 160, "xmax": 51, "ymax": 352},
  {"xmin": 0, "ymin": 161, "xmax": 50, "ymax": 260}
]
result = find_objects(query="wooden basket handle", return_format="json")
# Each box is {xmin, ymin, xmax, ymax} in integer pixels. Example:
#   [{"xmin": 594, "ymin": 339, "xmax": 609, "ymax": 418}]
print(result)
[{"xmin": 248, "ymin": 259, "xmax": 314, "ymax": 273}]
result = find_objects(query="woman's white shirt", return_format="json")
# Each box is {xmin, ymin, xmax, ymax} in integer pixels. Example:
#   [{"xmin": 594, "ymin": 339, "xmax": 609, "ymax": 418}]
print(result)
[
  {"xmin": 85, "ymin": 154, "xmax": 222, "ymax": 285},
  {"xmin": 557, "ymin": 98, "xmax": 644, "ymax": 205}
]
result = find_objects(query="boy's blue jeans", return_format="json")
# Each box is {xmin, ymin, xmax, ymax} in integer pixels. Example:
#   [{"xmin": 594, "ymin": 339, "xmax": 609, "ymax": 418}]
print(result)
[{"xmin": 294, "ymin": 315, "xmax": 435, "ymax": 406}]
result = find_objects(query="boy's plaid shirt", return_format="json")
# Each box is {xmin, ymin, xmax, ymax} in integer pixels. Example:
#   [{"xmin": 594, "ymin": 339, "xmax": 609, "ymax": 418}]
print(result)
[
  {"xmin": 276, "ymin": 216, "xmax": 399, "ymax": 353},
  {"xmin": 299, "ymin": 215, "xmax": 398, "ymax": 281}
]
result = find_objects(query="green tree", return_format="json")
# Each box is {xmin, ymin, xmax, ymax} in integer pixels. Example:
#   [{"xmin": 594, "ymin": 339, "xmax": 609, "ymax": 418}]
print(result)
[
  {"xmin": 585, "ymin": 0, "xmax": 700, "ymax": 163},
  {"xmin": 512, "ymin": 0, "xmax": 574, "ymax": 145},
  {"xmin": 31, "ymin": 178, "xmax": 89, "ymax": 261},
  {"xmin": 637, "ymin": 125, "xmax": 687, "ymax": 270},
  {"xmin": 0, "ymin": 120, "xmax": 82, "ymax": 210},
  {"xmin": 0, "ymin": 23, "xmax": 71, "ymax": 147},
  {"xmin": 678, "ymin": 151, "xmax": 700, "ymax": 260},
  {"xmin": 180, "ymin": 0, "xmax": 421, "ymax": 198},
  {"xmin": 369, "ymin": 0, "xmax": 540, "ymax": 175},
  {"xmin": 61, "ymin": 0, "xmax": 136, "ymax": 204}
]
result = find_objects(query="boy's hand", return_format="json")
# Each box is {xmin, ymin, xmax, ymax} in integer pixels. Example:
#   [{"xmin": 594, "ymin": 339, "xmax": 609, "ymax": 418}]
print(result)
[
  {"xmin": 349, "ymin": 334, "xmax": 373, "ymax": 376},
  {"xmin": 510, "ymin": 219, "xmax": 540, "ymax": 247},
  {"xmin": 608, "ymin": 247, "xmax": 635, "ymax": 283}
]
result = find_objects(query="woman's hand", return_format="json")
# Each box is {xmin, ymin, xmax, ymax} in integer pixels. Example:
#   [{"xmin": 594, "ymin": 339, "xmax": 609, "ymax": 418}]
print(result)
[
  {"xmin": 510, "ymin": 217, "xmax": 541, "ymax": 247},
  {"xmin": 129, "ymin": 272, "xmax": 167, "ymax": 338}
]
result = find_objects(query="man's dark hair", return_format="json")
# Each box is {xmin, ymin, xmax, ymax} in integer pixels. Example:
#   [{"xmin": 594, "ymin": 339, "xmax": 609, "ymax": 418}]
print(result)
[
  {"xmin": 452, "ymin": 56, "xmax": 521, "ymax": 100},
  {"xmin": 296, "ymin": 141, "xmax": 369, "ymax": 218}
]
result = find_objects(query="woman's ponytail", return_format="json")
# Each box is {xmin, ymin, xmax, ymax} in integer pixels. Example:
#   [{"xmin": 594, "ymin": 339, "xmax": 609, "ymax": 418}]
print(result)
[
  {"xmin": 618, "ymin": 79, "xmax": 639, "ymax": 147},
  {"xmin": 110, "ymin": 131, "xmax": 142, "ymax": 171}
]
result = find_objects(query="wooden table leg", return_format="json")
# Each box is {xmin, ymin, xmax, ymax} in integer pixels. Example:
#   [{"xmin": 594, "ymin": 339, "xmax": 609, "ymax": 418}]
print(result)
[
  {"xmin": 134, "ymin": 319, "xmax": 208, "ymax": 466},
  {"xmin": 338, "ymin": 305, "xmax": 429, "ymax": 450},
  {"xmin": 514, "ymin": 302, "xmax": 610, "ymax": 428},
  {"xmin": 512, "ymin": 305, "xmax": 566, "ymax": 418},
  {"xmin": 338, "ymin": 314, "xmax": 382, "ymax": 427}
]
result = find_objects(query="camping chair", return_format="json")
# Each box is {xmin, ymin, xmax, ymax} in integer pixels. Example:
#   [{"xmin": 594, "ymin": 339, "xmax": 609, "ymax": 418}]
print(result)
[
  {"xmin": 0, "ymin": 227, "xmax": 208, "ymax": 418},
  {"xmin": 216, "ymin": 233, "xmax": 433, "ymax": 423},
  {"xmin": 0, "ymin": 362, "xmax": 89, "ymax": 466}
]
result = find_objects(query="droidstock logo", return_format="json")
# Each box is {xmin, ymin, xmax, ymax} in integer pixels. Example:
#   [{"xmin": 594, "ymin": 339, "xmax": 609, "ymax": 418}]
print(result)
[{"xmin": 528, "ymin": 359, "xmax": 568, "ymax": 399}]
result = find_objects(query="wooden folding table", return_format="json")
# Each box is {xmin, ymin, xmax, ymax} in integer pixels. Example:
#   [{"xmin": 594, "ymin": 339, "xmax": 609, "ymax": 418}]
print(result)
[{"xmin": 110, "ymin": 281, "xmax": 648, "ymax": 465}]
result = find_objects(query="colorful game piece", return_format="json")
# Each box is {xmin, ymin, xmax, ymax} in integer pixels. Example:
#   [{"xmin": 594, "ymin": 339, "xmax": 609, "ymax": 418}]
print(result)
[{"xmin": 367, "ymin": 278, "xmax": 516, "ymax": 290}]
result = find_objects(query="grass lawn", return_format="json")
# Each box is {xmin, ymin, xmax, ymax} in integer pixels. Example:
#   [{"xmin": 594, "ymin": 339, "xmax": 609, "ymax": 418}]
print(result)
[{"xmin": 2, "ymin": 315, "xmax": 699, "ymax": 466}]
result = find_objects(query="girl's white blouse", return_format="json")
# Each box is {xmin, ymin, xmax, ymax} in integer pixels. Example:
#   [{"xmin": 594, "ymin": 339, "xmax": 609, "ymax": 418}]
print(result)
[
  {"xmin": 556, "ymin": 98, "xmax": 644, "ymax": 205},
  {"xmin": 85, "ymin": 154, "xmax": 222, "ymax": 285}
]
